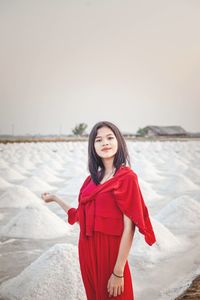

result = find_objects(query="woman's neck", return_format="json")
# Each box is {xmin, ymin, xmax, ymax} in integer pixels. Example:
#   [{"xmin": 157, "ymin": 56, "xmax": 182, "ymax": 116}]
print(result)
[{"xmin": 102, "ymin": 158, "xmax": 115, "ymax": 174}]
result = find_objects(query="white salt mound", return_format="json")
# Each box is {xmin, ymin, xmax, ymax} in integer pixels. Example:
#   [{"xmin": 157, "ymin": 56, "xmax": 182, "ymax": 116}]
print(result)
[
  {"xmin": 133, "ymin": 161, "xmax": 163, "ymax": 182},
  {"xmin": 61, "ymin": 163, "xmax": 86, "ymax": 177},
  {"xmin": 12, "ymin": 163, "xmax": 31, "ymax": 176},
  {"xmin": 59, "ymin": 176, "xmax": 87, "ymax": 196},
  {"xmin": 156, "ymin": 157, "xmax": 188, "ymax": 174},
  {"xmin": 0, "ymin": 243, "xmax": 86, "ymax": 300},
  {"xmin": 18, "ymin": 159, "xmax": 36, "ymax": 171},
  {"xmin": 32, "ymin": 169, "xmax": 64, "ymax": 184},
  {"xmin": 0, "ymin": 185, "xmax": 41, "ymax": 208},
  {"xmin": 36, "ymin": 165, "xmax": 59, "ymax": 176},
  {"xmin": 183, "ymin": 166, "xmax": 200, "ymax": 184},
  {"xmin": 0, "ymin": 203, "xmax": 70, "ymax": 239},
  {"xmin": 0, "ymin": 177, "xmax": 12, "ymax": 190},
  {"xmin": 131, "ymin": 218, "xmax": 185, "ymax": 262},
  {"xmin": 155, "ymin": 195, "xmax": 200, "ymax": 230},
  {"xmin": 138, "ymin": 178, "xmax": 162, "ymax": 203},
  {"xmin": 0, "ymin": 158, "xmax": 9, "ymax": 169},
  {"xmin": 0, "ymin": 168, "xmax": 26, "ymax": 182},
  {"xmin": 156, "ymin": 174, "xmax": 199, "ymax": 195},
  {"xmin": 46, "ymin": 160, "xmax": 64, "ymax": 171},
  {"xmin": 22, "ymin": 176, "xmax": 57, "ymax": 194}
]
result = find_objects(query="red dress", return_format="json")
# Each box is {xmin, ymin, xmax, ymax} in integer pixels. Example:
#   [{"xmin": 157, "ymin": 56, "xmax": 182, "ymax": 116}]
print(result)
[{"xmin": 67, "ymin": 166, "xmax": 156, "ymax": 300}]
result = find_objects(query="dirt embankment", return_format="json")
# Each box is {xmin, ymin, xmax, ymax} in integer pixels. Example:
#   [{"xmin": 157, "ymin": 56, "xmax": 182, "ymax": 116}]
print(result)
[
  {"xmin": 175, "ymin": 275, "xmax": 200, "ymax": 299},
  {"xmin": 0, "ymin": 136, "xmax": 200, "ymax": 144}
]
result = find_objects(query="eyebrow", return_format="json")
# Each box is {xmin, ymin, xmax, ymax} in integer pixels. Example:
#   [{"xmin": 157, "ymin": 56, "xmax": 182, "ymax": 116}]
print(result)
[{"xmin": 95, "ymin": 133, "xmax": 114, "ymax": 139}]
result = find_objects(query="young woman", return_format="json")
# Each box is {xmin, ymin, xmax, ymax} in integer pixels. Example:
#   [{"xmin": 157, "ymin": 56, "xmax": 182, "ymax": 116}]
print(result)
[{"xmin": 41, "ymin": 121, "xmax": 156, "ymax": 300}]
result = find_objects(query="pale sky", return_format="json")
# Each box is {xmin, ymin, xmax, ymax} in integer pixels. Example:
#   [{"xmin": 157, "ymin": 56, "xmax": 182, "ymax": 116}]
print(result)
[{"xmin": 0, "ymin": 0, "xmax": 200, "ymax": 135}]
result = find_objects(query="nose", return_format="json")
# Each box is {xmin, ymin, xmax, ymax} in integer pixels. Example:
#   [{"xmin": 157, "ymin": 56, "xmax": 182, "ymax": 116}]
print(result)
[{"xmin": 102, "ymin": 139, "xmax": 109, "ymax": 146}]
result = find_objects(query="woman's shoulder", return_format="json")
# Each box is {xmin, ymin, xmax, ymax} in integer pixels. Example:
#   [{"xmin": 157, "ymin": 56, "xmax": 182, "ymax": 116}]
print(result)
[
  {"xmin": 83, "ymin": 174, "xmax": 92, "ymax": 184},
  {"xmin": 118, "ymin": 165, "xmax": 138, "ymax": 179},
  {"xmin": 80, "ymin": 174, "xmax": 92, "ymax": 191}
]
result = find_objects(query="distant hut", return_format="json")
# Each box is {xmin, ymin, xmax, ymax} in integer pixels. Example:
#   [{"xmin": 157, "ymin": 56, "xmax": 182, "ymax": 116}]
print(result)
[
  {"xmin": 122, "ymin": 131, "xmax": 135, "ymax": 138},
  {"xmin": 140, "ymin": 126, "xmax": 188, "ymax": 137}
]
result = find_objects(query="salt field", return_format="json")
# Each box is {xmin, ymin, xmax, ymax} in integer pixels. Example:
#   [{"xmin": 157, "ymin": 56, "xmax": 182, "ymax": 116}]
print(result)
[{"xmin": 0, "ymin": 140, "xmax": 200, "ymax": 300}]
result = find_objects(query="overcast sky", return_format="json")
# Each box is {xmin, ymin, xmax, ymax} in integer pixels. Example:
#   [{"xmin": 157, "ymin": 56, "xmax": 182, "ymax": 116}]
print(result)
[{"xmin": 0, "ymin": 0, "xmax": 200, "ymax": 135}]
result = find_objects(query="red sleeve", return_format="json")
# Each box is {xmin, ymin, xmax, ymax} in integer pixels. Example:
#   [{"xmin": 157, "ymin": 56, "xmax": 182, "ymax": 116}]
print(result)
[
  {"xmin": 67, "ymin": 175, "xmax": 91, "ymax": 225},
  {"xmin": 113, "ymin": 171, "xmax": 156, "ymax": 246}
]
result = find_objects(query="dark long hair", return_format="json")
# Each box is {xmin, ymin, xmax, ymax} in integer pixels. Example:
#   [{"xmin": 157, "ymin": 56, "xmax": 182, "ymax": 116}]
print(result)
[{"xmin": 88, "ymin": 121, "xmax": 131, "ymax": 184}]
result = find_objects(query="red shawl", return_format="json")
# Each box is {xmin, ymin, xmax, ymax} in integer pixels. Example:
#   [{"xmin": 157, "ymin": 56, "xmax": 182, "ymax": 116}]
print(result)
[{"xmin": 68, "ymin": 166, "xmax": 156, "ymax": 246}]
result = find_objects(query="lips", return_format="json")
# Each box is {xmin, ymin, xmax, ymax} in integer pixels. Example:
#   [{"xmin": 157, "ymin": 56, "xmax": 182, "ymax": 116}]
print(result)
[{"xmin": 102, "ymin": 148, "xmax": 112, "ymax": 151}]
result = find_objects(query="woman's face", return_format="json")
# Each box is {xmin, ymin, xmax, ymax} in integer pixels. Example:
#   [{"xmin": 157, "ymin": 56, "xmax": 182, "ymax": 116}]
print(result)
[{"xmin": 94, "ymin": 126, "xmax": 118, "ymax": 160}]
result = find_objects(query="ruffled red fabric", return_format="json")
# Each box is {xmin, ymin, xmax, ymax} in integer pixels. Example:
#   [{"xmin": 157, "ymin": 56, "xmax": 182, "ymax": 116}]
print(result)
[
  {"xmin": 67, "ymin": 166, "xmax": 156, "ymax": 246},
  {"xmin": 67, "ymin": 174, "xmax": 91, "ymax": 225},
  {"xmin": 67, "ymin": 207, "xmax": 79, "ymax": 225},
  {"xmin": 112, "ymin": 169, "xmax": 156, "ymax": 246}
]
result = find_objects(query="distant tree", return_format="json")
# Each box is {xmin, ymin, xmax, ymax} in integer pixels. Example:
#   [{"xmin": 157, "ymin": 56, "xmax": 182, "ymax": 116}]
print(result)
[
  {"xmin": 136, "ymin": 127, "xmax": 148, "ymax": 136},
  {"xmin": 72, "ymin": 123, "xmax": 88, "ymax": 136}
]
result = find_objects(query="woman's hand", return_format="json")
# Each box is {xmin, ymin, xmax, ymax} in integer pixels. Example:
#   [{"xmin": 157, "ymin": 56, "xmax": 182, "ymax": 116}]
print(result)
[
  {"xmin": 41, "ymin": 193, "xmax": 71, "ymax": 214},
  {"xmin": 41, "ymin": 192, "xmax": 57, "ymax": 203},
  {"xmin": 107, "ymin": 273, "xmax": 124, "ymax": 297}
]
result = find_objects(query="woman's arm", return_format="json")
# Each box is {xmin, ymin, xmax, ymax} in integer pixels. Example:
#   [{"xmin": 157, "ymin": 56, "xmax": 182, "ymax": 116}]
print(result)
[
  {"xmin": 41, "ymin": 193, "xmax": 71, "ymax": 213},
  {"xmin": 41, "ymin": 193, "xmax": 79, "ymax": 224},
  {"xmin": 113, "ymin": 214, "xmax": 135, "ymax": 276},
  {"xmin": 54, "ymin": 196, "xmax": 72, "ymax": 214},
  {"xmin": 107, "ymin": 214, "xmax": 135, "ymax": 297}
]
